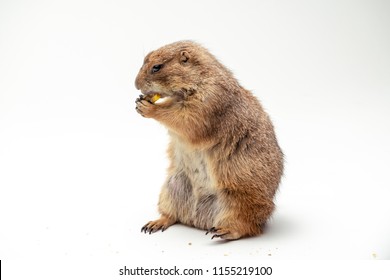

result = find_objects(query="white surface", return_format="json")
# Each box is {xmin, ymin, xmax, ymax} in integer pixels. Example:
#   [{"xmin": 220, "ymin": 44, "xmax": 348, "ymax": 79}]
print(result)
[{"xmin": 1, "ymin": 0, "xmax": 390, "ymax": 275}]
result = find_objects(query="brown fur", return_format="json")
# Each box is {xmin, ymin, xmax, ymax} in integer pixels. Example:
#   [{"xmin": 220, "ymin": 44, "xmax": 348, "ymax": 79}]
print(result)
[{"xmin": 135, "ymin": 41, "xmax": 283, "ymax": 240}]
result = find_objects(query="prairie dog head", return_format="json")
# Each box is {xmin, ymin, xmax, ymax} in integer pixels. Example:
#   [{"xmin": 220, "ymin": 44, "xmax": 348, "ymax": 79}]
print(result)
[{"xmin": 134, "ymin": 41, "xmax": 219, "ymax": 101}]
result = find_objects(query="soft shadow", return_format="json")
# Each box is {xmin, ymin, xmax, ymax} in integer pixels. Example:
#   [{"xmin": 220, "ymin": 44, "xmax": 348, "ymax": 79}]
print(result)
[{"xmin": 263, "ymin": 214, "xmax": 297, "ymax": 239}]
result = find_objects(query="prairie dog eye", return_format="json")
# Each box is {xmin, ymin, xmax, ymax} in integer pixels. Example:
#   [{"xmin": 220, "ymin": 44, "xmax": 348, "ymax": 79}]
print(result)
[{"xmin": 151, "ymin": 64, "xmax": 163, "ymax": 73}]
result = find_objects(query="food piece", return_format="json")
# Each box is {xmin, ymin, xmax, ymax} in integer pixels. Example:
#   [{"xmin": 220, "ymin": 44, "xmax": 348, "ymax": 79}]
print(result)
[{"xmin": 150, "ymin": 93, "xmax": 161, "ymax": 103}]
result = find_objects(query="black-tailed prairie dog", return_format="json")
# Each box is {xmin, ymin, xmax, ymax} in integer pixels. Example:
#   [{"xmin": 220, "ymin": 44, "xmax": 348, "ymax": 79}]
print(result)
[{"xmin": 135, "ymin": 41, "xmax": 283, "ymax": 240}]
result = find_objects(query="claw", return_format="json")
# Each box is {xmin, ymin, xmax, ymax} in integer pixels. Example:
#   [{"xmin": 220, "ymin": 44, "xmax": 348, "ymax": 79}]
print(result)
[
  {"xmin": 141, "ymin": 222, "xmax": 151, "ymax": 233},
  {"xmin": 211, "ymin": 233, "xmax": 227, "ymax": 239},
  {"xmin": 206, "ymin": 227, "xmax": 217, "ymax": 235},
  {"xmin": 135, "ymin": 94, "xmax": 146, "ymax": 104}
]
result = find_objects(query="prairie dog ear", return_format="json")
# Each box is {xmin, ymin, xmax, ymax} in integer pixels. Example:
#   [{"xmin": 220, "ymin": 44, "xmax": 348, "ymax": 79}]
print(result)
[{"xmin": 180, "ymin": 51, "xmax": 190, "ymax": 63}]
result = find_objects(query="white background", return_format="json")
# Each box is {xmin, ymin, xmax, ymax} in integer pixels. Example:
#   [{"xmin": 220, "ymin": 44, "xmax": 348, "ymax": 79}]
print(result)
[{"xmin": 1, "ymin": 0, "xmax": 390, "ymax": 278}]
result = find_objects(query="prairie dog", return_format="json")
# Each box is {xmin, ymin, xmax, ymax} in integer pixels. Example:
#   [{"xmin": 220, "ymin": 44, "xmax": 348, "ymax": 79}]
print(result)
[{"xmin": 135, "ymin": 41, "xmax": 283, "ymax": 240}]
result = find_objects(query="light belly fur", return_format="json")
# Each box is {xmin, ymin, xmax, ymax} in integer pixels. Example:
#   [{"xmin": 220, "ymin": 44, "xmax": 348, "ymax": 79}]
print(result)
[{"xmin": 169, "ymin": 136, "xmax": 217, "ymax": 229}]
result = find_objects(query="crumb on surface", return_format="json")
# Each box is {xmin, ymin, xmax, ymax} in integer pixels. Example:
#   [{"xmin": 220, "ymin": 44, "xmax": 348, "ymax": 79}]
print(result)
[{"xmin": 188, "ymin": 242, "xmax": 192, "ymax": 246}]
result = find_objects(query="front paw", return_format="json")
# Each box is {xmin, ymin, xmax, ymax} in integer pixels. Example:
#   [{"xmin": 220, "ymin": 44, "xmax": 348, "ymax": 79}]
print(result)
[{"xmin": 135, "ymin": 95, "xmax": 156, "ymax": 118}]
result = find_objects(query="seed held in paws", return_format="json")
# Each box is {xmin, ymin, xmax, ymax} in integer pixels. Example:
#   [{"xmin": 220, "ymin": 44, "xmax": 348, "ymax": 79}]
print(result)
[{"xmin": 150, "ymin": 93, "xmax": 161, "ymax": 103}]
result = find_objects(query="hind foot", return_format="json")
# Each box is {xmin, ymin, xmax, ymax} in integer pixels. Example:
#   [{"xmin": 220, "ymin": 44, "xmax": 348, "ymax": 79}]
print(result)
[
  {"xmin": 205, "ymin": 227, "xmax": 244, "ymax": 240},
  {"xmin": 141, "ymin": 215, "xmax": 176, "ymax": 234}
]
